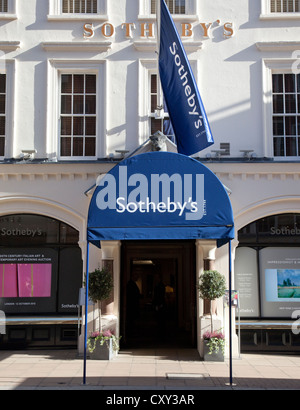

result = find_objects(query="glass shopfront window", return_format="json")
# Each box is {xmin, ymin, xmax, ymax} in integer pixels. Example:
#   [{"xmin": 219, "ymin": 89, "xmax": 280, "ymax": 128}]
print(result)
[
  {"xmin": 236, "ymin": 213, "xmax": 300, "ymax": 319},
  {"xmin": 0, "ymin": 214, "xmax": 82, "ymax": 314}
]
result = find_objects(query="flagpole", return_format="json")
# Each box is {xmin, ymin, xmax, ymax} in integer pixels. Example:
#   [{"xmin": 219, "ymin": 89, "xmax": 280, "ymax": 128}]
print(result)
[
  {"xmin": 156, "ymin": 0, "xmax": 164, "ymax": 116},
  {"xmin": 83, "ymin": 240, "xmax": 90, "ymax": 385},
  {"xmin": 228, "ymin": 240, "xmax": 233, "ymax": 386},
  {"xmin": 156, "ymin": 0, "xmax": 161, "ymax": 47}
]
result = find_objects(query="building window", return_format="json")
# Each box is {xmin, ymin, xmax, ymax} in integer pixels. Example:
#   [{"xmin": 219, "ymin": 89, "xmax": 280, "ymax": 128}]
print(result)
[
  {"xmin": 0, "ymin": 0, "xmax": 7, "ymax": 12},
  {"xmin": 272, "ymin": 73, "xmax": 300, "ymax": 157},
  {"xmin": 0, "ymin": 74, "xmax": 6, "ymax": 157},
  {"xmin": 62, "ymin": 0, "xmax": 97, "ymax": 13},
  {"xmin": 151, "ymin": 0, "xmax": 185, "ymax": 14},
  {"xmin": 60, "ymin": 74, "xmax": 96, "ymax": 158},
  {"xmin": 139, "ymin": 0, "xmax": 198, "ymax": 19},
  {"xmin": 48, "ymin": 0, "xmax": 108, "ymax": 19},
  {"xmin": 150, "ymin": 74, "xmax": 175, "ymax": 141},
  {"xmin": 236, "ymin": 213, "xmax": 300, "ymax": 320},
  {"xmin": 140, "ymin": 61, "xmax": 195, "ymax": 144},
  {"xmin": 270, "ymin": 0, "xmax": 300, "ymax": 12}
]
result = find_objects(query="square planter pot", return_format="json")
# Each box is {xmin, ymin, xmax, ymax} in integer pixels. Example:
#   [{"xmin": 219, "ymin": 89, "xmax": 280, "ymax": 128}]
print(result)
[
  {"xmin": 203, "ymin": 340, "xmax": 224, "ymax": 362},
  {"xmin": 89, "ymin": 338, "xmax": 116, "ymax": 360}
]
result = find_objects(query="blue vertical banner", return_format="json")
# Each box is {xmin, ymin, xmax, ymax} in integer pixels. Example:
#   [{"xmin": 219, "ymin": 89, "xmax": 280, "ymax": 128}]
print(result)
[{"xmin": 158, "ymin": 0, "xmax": 214, "ymax": 156}]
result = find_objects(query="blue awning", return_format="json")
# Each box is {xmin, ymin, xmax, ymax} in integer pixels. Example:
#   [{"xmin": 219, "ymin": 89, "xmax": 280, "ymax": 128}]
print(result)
[{"xmin": 87, "ymin": 152, "xmax": 234, "ymax": 247}]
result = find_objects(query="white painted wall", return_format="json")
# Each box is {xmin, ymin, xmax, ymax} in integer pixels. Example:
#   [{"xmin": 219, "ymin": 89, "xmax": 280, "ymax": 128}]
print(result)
[{"xmin": 0, "ymin": 0, "xmax": 299, "ymax": 160}]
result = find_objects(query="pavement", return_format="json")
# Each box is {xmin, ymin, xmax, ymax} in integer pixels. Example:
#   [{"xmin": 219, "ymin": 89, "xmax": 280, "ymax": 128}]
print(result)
[{"xmin": 0, "ymin": 347, "xmax": 299, "ymax": 391}]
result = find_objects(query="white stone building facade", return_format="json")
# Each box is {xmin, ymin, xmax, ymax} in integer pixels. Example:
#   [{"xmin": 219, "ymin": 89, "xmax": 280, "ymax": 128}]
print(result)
[{"xmin": 0, "ymin": 0, "xmax": 300, "ymax": 356}]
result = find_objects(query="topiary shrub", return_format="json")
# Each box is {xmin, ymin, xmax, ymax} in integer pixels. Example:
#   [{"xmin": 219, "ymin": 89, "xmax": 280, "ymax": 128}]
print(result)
[
  {"xmin": 86, "ymin": 268, "xmax": 114, "ymax": 332},
  {"xmin": 198, "ymin": 270, "xmax": 226, "ymax": 332}
]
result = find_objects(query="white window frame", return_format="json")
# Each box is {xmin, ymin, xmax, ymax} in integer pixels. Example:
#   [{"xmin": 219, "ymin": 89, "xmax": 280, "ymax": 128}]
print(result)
[
  {"xmin": 138, "ymin": 0, "xmax": 198, "ymax": 21},
  {"xmin": 262, "ymin": 58, "xmax": 300, "ymax": 159},
  {"xmin": 261, "ymin": 0, "xmax": 300, "ymax": 19},
  {"xmin": 0, "ymin": 0, "xmax": 17, "ymax": 20},
  {"xmin": 138, "ymin": 60, "xmax": 155, "ymax": 145},
  {"xmin": 59, "ymin": 73, "xmax": 97, "ymax": 160},
  {"xmin": 139, "ymin": 58, "xmax": 197, "ymax": 145},
  {"xmin": 46, "ymin": 59, "xmax": 107, "ymax": 161},
  {"xmin": 48, "ymin": 0, "xmax": 108, "ymax": 21},
  {"xmin": 149, "ymin": 71, "xmax": 173, "ymax": 138},
  {"xmin": 0, "ymin": 59, "xmax": 15, "ymax": 159}
]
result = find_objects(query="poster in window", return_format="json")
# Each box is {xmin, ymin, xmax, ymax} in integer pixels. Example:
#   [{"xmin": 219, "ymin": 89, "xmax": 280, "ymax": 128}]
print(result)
[
  {"xmin": 234, "ymin": 247, "xmax": 260, "ymax": 318},
  {"xmin": 260, "ymin": 247, "xmax": 300, "ymax": 318},
  {"xmin": 0, "ymin": 248, "xmax": 58, "ymax": 314}
]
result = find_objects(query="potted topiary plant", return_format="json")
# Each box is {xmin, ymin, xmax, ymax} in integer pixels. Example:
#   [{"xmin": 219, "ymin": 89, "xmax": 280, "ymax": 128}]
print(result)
[
  {"xmin": 85, "ymin": 268, "xmax": 117, "ymax": 360},
  {"xmin": 198, "ymin": 270, "xmax": 226, "ymax": 361}
]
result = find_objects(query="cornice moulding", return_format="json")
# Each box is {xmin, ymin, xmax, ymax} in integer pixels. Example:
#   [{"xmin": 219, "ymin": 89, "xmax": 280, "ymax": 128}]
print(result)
[
  {"xmin": 256, "ymin": 41, "xmax": 300, "ymax": 51},
  {"xmin": 0, "ymin": 13, "xmax": 17, "ymax": 20},
  {"xmin": 0, "ymin": 41, "xmax": 20, "ymax": 51},
  {"xmin": 47, "ymin": 14, "xmax": 109, "ymax": 21},
  {"xmin": 42, "ymin": 41, "xmax": 112, "ymax": 52},
  {"xmin": 133, "ymin": 40, "xmax": 202, "ymax": 52},
  {"xmin": 138, "ymin": 14, "xmax": 198, "ymax": 22}
]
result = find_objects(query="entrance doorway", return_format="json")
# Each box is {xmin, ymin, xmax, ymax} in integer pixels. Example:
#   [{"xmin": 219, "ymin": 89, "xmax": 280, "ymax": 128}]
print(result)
[{"xmin": 121, "ymin": 241, "xmax": 196, "ymax": 348}]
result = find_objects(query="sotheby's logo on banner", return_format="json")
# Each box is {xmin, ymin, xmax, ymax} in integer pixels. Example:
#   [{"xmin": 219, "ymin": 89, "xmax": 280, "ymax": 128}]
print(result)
[
  {"xmin": 96, "ymin": 165, "xmax": 205, "ymax": 222},
  {"xmin": 87, "ymin": 152, "xmax": 234, "ymax": 245},
  {"xmin": 158, "ymin": 0, "xmax": 214, "ymax": 156}
]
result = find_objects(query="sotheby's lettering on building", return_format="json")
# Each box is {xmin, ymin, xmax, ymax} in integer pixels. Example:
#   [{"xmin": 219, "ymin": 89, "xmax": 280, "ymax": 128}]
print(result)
[{"xmin": 0, "ymin": 0, "xmax": 300, "ymax": 357}]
